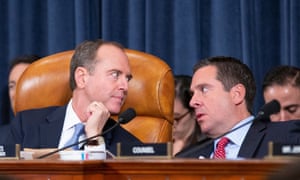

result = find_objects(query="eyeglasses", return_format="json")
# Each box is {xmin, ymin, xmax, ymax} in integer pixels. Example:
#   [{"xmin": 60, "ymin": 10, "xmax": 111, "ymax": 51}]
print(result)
[{"xmin": 174, "ymin": 111, "xmax": 190, "ymax": 121}]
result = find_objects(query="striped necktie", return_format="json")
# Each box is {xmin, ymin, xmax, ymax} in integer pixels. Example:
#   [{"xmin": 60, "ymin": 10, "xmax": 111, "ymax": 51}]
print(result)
[{"xmin": 213, "ymin": 137, "xmax": 229, "ymax": 159}]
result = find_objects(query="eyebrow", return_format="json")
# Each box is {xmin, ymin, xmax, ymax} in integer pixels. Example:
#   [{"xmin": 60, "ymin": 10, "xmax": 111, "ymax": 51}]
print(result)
[{"xmin": 194, "ymin": 83, "xmax": 211, "ymax": 89}]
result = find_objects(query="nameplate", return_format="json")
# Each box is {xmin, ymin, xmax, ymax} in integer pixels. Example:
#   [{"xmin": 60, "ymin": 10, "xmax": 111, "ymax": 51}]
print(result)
[
  {"xmin": 0, "ymin": 144, "xmax": 20, "ymax": 159},
  {"xmin": 116, "ymin": 142, "xmax": 172, "ymax": 159},
  {"xmin": 268, "ymin": 142, "xmax": 300, "ymax": 157}
]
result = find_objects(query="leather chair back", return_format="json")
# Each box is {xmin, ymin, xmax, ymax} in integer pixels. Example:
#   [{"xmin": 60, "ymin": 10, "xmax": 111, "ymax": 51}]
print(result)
[{"xmin": 14, "ymin": 49, "xmax": 174, "ymax": 143}]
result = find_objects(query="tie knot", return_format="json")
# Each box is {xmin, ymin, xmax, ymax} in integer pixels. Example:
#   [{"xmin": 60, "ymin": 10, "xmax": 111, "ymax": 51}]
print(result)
[
  {"xmin": 64, "ymin": 123, "xmax": 85, "ymax": 150},
  {"xmin": 217, "ymin": 137, "xmax": 230, "ymax": 148},
  {"xmin": 74, "ymin": 123, "xmax": 84, "ymax": 134}
]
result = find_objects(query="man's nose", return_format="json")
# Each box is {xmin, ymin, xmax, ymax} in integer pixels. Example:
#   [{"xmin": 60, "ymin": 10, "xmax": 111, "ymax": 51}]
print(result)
[
  {"xmin": 279, "ymin": 111, "xmax": 291, "ymax": 121},
  {"xmin": 119, "ymin": 77, "xmax": 129, "ymax": 90},
  {"xmin": 189, "ymin": 93, "xmax": 203, "ymax": 108},
  {"xmin": 271, "ymin": 110, "xmax": 289, "ymax": 121}
]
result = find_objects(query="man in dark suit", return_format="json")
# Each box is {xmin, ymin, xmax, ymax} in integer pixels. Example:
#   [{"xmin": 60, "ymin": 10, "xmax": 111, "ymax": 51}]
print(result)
[
  {"xmin": 6, "ymin": 39, "xmax": 141, "ymax": 155},
  {"xmin": 175, "ymin": 56, "xmax": 300, "ymax": 159}
]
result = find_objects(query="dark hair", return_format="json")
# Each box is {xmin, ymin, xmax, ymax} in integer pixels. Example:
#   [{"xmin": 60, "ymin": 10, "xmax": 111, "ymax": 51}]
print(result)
[
  {"xmin": 175, "ymin": 75, "xmax": 193, "ymax": 111},
  {"xmin": 193, "ymin": 56, "xmax": 256, "ymax": 113},
  {"xmin": 69, "ymin": 39, "xmax": 124, "ymax": 91},
  {"xmin": 9, "ymin": 55, "xmax": 40, "ymax": 71},
  {"xmin": 263, "ymin": 65, "xmax": 300, "ymax": 91}
]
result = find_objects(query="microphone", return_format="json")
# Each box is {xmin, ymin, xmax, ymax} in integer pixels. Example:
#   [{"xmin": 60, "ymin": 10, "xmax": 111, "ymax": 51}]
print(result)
[
  {"xmin": 175, "ymin": 100, "xmax": 280, "ymax": 158},
  {"xmin": 117, "ymin": 108, "xmax": 136, "ymax": 124},
  {"xmin": 37, "ymin": 108, "xmax": 136, "ymax": 159},
  {"xmin": 256, "ymin": 99, "xmax": 280, "ymax": 120}
]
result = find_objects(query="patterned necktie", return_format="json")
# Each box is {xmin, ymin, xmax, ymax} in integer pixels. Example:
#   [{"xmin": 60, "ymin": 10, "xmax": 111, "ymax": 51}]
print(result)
[
  {"xmin": 213, "ymin": 137, "xmax": 230, "ymax": 159},
  {"xmin": 64, "ymin": 123, "xmax": 85, "ymax": 150}
]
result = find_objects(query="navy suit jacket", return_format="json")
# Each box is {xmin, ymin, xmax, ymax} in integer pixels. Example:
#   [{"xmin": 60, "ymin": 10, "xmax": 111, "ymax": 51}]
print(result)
[
  {"xmin": 175, "ymin": 119, "xmax": 300, "ymax": 159},
  {"xmin": 6, "ymin": 106, "xmax": 141, "ymax": 155}
]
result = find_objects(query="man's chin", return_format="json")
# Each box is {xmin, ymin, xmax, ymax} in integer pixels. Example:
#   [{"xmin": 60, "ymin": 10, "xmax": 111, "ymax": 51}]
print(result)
[
  {"xmin": 107, "ymin": 100, "xmax": 125, "ymax": 113},
  {"xmin": 108, "ymin": 106, "xmax": 122, "ymax": 115}
]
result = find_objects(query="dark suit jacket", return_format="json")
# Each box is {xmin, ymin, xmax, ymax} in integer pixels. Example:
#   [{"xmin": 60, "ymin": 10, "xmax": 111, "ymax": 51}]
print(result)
[
  {"xmin": 175, "ymin": 119, "xmax": 300, "ymax": 159},
  {"xmin": 6, "ymin": 106, "xmax": 141, "ymax": 155}
]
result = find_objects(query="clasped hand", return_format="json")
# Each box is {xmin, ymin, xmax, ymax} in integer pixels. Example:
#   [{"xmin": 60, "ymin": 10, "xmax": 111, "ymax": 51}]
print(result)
[{"xmin": 84, "ymin": 101, "xmax": 110, "ymax": 138}]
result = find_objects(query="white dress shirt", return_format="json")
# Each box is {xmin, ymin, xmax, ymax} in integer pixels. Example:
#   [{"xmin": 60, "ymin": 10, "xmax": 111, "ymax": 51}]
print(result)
[
  {"xmin": 58, "ymin": 100, "xmax": 105, "ymax": 152},
  {"xmin": 212, "ymin": 116, "xmax": 254, "ymax": 159}
]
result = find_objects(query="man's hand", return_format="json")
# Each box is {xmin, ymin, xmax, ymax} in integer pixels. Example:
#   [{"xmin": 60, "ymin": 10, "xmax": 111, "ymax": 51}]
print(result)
[{"xmin": 85, "ymin": 101, "xmax": 110, "ymax": 138}]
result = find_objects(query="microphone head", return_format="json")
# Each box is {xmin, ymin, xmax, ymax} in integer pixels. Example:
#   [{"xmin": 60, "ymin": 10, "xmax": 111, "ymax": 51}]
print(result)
[
  {"xmin": 118, "ymin": 108, "xmax": 136, "ymax": 124},
  {"xmin": 256, "ymin": 99, "xmax": 280, "ymax": 120}
]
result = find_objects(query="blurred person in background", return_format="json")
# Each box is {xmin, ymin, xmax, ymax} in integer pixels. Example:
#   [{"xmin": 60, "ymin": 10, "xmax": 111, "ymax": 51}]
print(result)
[
  {"xmin": 0, "ymin": 55, "xmax": 40, "ymax": 143},
  {"xmin": 172, "ymin": 75, "xmax": 203, "ymax": 156},
  {"xmin": 263, "ymin": 65, "xmax": 300, "ymax": 122},
  {"xmin": 8, "ymin": 55, "xmax": 40, "ymax": 114}
]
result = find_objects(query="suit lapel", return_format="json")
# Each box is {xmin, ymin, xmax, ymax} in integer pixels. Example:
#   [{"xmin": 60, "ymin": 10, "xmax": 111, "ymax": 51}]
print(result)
[
  {"xmin": 175, "ymin": 138, "xmax": 214, "ymax": 158},
  {"xmin": 238, "ymin": 120, "xmax": 267, "ymax": 158},
  {"xmin": 199, "ymin": 142, "xmax": 214, "ymax": 158},
  {"xmin": 39, "ymin": 106, "xmax": 67, "ymax": 148}
]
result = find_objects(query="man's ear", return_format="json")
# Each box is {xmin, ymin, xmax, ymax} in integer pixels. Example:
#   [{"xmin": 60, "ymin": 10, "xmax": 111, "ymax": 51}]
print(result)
[
  {"xmin": 74, "ymin": 67, "xmax": 88, "ymax": 88},
  {"xmin": 230, "ymin": 83, "xmax": 246, "ymax": 105}
]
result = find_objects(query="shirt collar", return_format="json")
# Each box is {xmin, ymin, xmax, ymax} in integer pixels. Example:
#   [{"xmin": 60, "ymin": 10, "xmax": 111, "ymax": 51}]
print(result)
[
  {"xmin": 63, "ymin": 99, "xmax": 82, "ymax": 131},
  {"xmin": 215, "ymin": 116, "xmax": 254, "ymax": 147}
]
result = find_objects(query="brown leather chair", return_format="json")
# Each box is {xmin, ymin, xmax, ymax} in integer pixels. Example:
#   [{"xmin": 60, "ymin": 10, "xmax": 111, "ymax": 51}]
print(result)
[{"xmin": 14, "ymin": 49, "xmax": 174, "ymax": 143}]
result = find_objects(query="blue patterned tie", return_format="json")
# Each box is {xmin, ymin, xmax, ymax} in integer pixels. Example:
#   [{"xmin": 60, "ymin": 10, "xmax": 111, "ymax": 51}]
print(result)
[{"xmin": 64, "ymin": 123, "xmax": 85, "ymax": 150}]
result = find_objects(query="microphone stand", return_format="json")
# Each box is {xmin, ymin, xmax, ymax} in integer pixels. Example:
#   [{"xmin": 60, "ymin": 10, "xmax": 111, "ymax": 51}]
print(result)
[{"xmin": 37, "ymin": 122, "xmax": 120, "ymax": 159}]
